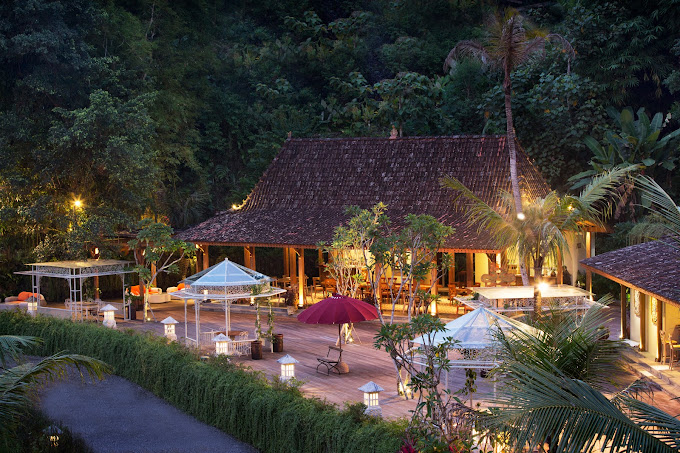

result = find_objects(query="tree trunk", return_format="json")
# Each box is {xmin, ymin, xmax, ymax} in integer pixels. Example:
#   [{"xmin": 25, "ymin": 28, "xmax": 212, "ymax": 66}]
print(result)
[{"xmin": 504, "ymin": 69, "xmax": 530, "ymax": 286}]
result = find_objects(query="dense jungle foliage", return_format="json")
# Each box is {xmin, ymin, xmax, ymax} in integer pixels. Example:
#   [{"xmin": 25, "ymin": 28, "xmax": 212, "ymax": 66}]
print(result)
[{"xmin": 1, "ymin": 0, "xmax": 680, "ymax": 296}]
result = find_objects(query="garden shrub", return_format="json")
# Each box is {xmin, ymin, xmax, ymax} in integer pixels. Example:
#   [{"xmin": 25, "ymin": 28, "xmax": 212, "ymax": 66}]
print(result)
[{"xmin": 0, "ymin": 311, "xmax": 403, "ymax": 453}]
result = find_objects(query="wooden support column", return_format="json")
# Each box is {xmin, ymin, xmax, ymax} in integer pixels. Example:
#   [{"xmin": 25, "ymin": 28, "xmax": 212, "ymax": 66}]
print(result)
[
  {"xmin": 289, "ymin": 248, "xmax": 297, "ymax": 281},
  {"xmin": 297, "ymin": 248, "xmax": 305, "ymax": 308},
  {"xmin": 620, "ymin": 285, "xmax": 628, "ymax": 339},
  {"xmin": 283, "ymin": 247, "xmax": 289, "ymax": 277},
  {"xmin": 448, "ymin": 256, "xmax": 455, "ymax": 288},
  {"xmin": 151, "ymin": 263, "xmax": 157, "ymax": 286},
  {"xmin": 466, "ymin": 253, "xmax": 474, "ymax": 288},
  {"xmin": 202, "ymin": 245, "xmax": 210, "ymax": 271},
  {"xmin": 243, "ymin": 246, "xmax": 256, "ymax": 270},
  {"xmin": 585, "ymin": 232, "xmax": 592, "ymax": 293},
  {"xmin": 656, "ymin": 298, "xmax": 663, "ymax": 361},
  {"xmin": 430, "ymin": 265, "xmax": 438, "ymax": 295},
  {"xmin": 244, "ymin": 247, "xmax": 251, "ymax": 268},
  {"xmin": 640, "ymin": 292, "xmax": 647, "ymax": 351}
]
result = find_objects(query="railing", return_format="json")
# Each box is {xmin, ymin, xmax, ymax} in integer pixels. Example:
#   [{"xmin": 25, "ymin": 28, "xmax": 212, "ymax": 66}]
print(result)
[{"xmin": 37, "ymin": 306, "xmax": 73, "ymax": 320}]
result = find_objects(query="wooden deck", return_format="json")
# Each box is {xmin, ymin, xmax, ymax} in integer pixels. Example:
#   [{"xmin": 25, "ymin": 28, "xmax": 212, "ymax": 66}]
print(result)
[{"xmin": 109, "ymin": 301, "xmax": 497, "ymax": 419}]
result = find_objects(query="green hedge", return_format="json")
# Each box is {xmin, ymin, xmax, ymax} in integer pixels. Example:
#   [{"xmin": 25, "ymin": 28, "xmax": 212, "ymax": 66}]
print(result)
[{"xmin": 0, "ymin": 311, "xmax": 403, "ymax": 453}]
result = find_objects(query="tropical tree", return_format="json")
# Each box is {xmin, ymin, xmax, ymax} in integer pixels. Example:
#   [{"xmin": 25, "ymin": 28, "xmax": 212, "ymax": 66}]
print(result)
[
  {"xmin": 630, "ymin": 175, "xmax": 680, "ymax": 249},
  {"xmin": 442, "ymin": 165, "xmax": 633, "ymax": 302},
  {"xmin": 486, "ymin": 304, "xmax": 680, "ymax": 452},
  {"xmin": 486, "ymin": 362, "xmax": 680, "ymax": 453},
  {"xmin": 0, "ymin": 334, "xmax": 108, "ymax": 439},
  {"xmin": 128, "ymin": 219, "xmax": 197, "ymax": 322},
  {"xmin": 496, "ymin": 302, "xmax": 624, "ymax": 391},
  {"xmin": 444, "ymin": 8, "xmax": 574, "ymax": 218},
  {"xmin": 570, "ymin": 107, "xmax": 680, "ymax": 219}
]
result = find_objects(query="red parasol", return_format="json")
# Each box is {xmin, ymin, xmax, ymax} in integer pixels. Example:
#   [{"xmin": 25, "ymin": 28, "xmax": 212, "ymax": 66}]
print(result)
[{"xmin": 297, "ymin": 293, "xmax": 379, "ymax": 351}]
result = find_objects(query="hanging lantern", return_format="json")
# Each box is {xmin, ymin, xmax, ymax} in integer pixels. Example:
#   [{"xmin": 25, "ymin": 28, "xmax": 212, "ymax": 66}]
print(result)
[
  {"xmin": 100, "ymin": 304, "xmax": 118, "ymax": 328},
  {"xmin": 161, "ymin": 316, "xmax": 178, "ymax": 341},
  {"xmin": 277, "ymin": 354, "xmax": 299, "ymax": 381},
  {"xmin": 358, "ymin": 381, "xmax": 384, "ymax": 417},
  {"xmin": 213, "ymin": 333, "xmax": 231, "ymax": 355}
]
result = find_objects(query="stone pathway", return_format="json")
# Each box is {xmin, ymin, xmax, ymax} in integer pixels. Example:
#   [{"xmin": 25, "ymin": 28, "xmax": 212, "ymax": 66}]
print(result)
[{"xmin": 39, "ymin": 372, "xmax": 257, "ymax": 453}]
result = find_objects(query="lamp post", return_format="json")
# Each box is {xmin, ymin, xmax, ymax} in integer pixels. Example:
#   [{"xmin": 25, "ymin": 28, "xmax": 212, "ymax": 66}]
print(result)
[
  {"xmin": 534, "ymin": 281, "xmax": 549, "ymax": 314},
  {"xmin": 277, "ymin": 354, "xmax": 299, "ymax": 381},
  {"xmin": 27, "ymin": 297, "xmax": 38, "ymax": 316},
  {"xmin": 358, "ymin": 381, "xmax": 384, "ymax": 417},
  {"xmin": 214, "ymin": 333, "xmax": 231, "ymax": 355},
  {"xmin": 161, "ymin": 316, "xmax": 178, "ymax": 341},
  {"xmin": 100, "ymin": 304, "xmax": 117, "ymax": 328}
]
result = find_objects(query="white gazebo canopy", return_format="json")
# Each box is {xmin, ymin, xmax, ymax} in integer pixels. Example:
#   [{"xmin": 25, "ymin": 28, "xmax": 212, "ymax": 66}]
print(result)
[
  {"xmin": 413, "ymin": 306, "xmax": 538, "ymax": 349},
  {"xmin": 460, "ymin": 285, "xmax": 596, "ymax": 313},
  {"xmin": 15, "ymin": 259, "xmax": 133, "ymax": 320},
  {"xmin": 169, "ymin": 258, "xmax": 285, "ymax": 347}
]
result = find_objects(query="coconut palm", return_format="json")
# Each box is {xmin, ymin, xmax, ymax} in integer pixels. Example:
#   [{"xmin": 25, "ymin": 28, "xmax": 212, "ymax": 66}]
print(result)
[
  {"xmin": 444, "ymin": 9, "xmax": 574, "ymax": 219},
  {"xmin": 0, "ymin": 335, "xmax": 109, "ymax": 436},
  {"xmin": 486, "ymin": 362, "xmax": 680, "ymax": 453},
  {"xmin": 495, "ymin": 301, "xmax": 623, "ymax": 390},
  {"xmin": 442, "ymin": 165, "xmax": 634, "ymax": 302}
]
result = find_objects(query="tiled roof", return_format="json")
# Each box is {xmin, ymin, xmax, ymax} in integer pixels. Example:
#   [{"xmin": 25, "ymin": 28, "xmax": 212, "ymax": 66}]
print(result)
[
  {"xmin": 581, "ymin": 240, "xmax": 680, "ymax": 306},
  {"xmin": 177, "ymin": 136, "xmax": 551, "ymax": 251}
]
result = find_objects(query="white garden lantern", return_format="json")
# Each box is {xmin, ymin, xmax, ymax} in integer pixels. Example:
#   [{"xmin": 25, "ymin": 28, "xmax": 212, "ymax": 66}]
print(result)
[
  {"xmin": 100, "ymin": 304, "xmax": 117, "ymax": 329},
  {"xmin": 213, "ymin": 333, "xmax": 231, "ymax": 355},
  {"xmin": 26, "ymin": 297, "xmax": 38, "ymax": 316},
  {"xmin": 161, "ymin": 316, "xmax": 178, "ymax": 341},
  {"xmin": 277, "ymin": 354, "xmax": 299, "ymax": 381},
  {"xmin": 358, "ymin": 381, "xmax": 384, "ymax": 417}
]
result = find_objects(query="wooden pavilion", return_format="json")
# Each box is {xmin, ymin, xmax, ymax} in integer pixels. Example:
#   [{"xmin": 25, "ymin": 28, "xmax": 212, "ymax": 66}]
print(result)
[
  {"xmin": 178, "ymin": 135, "xmax": 575, "ymax": 307},
  {"xmin": 581, "ymin": 240, "xmax": 680, "ymax": 364}
]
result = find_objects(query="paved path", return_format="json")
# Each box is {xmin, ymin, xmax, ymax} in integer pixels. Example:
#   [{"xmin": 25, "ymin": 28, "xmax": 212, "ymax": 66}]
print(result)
[{"xmin": 39, "ymin": 372, "xmax": 257, "ymax": 453}]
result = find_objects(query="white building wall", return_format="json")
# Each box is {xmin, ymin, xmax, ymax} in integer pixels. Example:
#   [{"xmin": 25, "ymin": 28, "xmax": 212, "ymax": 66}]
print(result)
[
  {"xmin": 630, "ymin": 289, "xmax": 641, "ymax": 343},
  {"xmin": 474, "ymin": 253, "xmax": 489, "ymax": 284}
]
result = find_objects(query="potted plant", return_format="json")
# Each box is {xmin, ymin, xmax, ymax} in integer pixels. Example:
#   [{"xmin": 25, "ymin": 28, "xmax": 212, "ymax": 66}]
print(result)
[
  {"xmin": 284, "ymin": 285, "xmax": 297, "ymax": 315},
  {"xmin": 251, "ymin": 302, "xmax": 263, "ymax": 360},
  {"xmin": 265, "ymin": 300, "xmax": 284, "ymax": 352}
]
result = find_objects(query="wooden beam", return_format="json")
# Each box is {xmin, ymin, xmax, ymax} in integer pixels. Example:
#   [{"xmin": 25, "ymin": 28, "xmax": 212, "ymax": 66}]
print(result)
[
  {"xmin": 297, "ymin": 248, "xmax": 305, "ymax": 308},
  {"xmin": 466, "ymin": 253, "xmax": 474, "ymax": 288},
  {"xmin": 620, "ymin": 285, "xmax": 628, "ymax": 339}
]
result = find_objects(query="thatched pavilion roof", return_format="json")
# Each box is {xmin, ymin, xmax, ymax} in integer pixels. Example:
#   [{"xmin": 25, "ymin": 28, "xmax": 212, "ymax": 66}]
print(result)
[{"xmin": 177, "ymin": 136, "xmax": 550, "ymax": 251}]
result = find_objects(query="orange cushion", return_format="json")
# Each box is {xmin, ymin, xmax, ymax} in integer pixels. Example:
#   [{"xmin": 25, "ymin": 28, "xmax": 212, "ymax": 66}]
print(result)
[
  {"xmin": 130, "ymin": 285, "xmax": 140, "ymax": 296},
  {"xmin": 177, "ymin": 283, "xmax": 185, "ymax": 290},
  {"xmin": 18, "ymin": 292, "xmax": 35, "ymax": 301}
]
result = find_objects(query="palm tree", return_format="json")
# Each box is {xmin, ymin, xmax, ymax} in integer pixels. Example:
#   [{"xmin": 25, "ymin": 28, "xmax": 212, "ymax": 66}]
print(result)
[
  {"xmin": 0, "ymin": 335, "xmax": 108, "ymax": 437},
  {"xmin": 486, "ymin": 362, "xmax": 680, "ymax": 453},
  {"xmin": 486, "ymin": 305, "xmax": 680, "ymax": 452},
  {"xmin": 496, "ymin": 302, "xmax": 623, "ymax": 390},
  {"xmin": 444, "ymin": 9, "xmax": 574, "ymax": 218},
  {"xmin": 630, "ymin": 175, "xmax": 680, "ymax": 248},
  {"xmin": 442, "ymin": 165, "xmax": 634, "ymax": 297}
]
